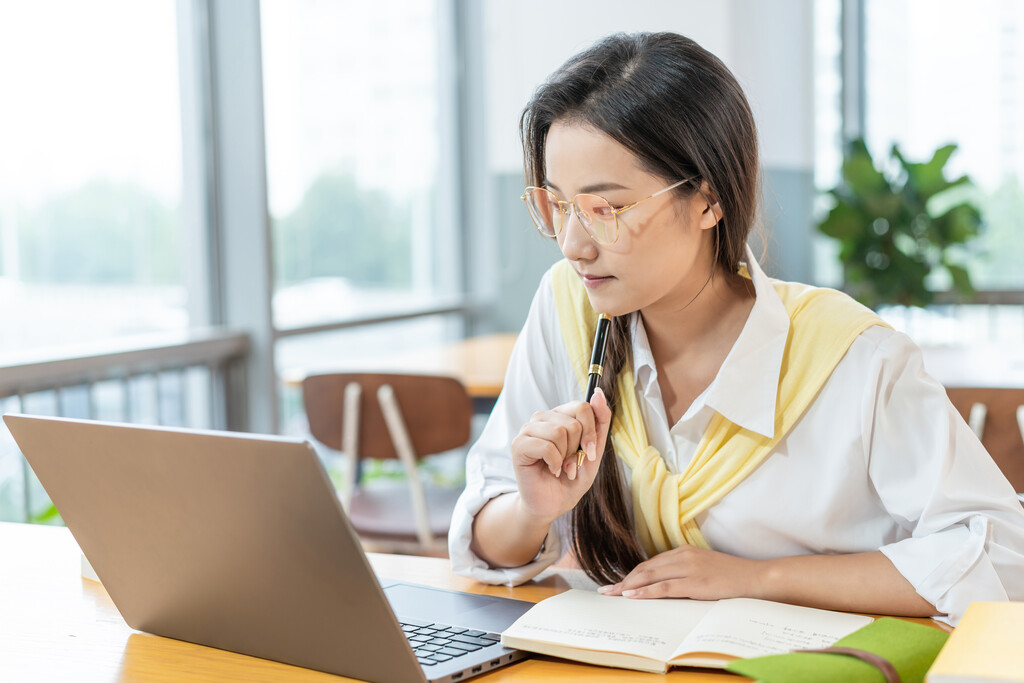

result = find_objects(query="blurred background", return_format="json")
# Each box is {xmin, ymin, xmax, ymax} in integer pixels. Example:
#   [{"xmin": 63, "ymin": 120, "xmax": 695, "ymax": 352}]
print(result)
[{"xmin": 2, "ymin": 0, "xmax": 1023, "ymax": 524}]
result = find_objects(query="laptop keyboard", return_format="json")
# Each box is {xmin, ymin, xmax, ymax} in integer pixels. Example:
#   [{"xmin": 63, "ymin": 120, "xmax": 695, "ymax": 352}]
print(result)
[{"xmin": 399, "ymin": 617, "xmax": 502, "ymax": 667}]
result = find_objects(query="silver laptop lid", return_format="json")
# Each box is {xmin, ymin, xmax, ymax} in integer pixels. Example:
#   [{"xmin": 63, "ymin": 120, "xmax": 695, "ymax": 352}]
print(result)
[{"xmin": 4, "ymin": 413, "xmax": 428, "ymax": 683}]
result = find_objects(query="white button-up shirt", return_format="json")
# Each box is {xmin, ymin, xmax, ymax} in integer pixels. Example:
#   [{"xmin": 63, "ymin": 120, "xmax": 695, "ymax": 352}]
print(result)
[{"xmin": 448, "ymin": 247, "xmax": 1024, "ymax": 625}]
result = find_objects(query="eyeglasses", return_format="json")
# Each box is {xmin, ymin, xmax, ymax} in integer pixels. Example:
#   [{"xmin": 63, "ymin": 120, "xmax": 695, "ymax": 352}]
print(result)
[{"xmin": 520, "ymin": 177, "xmax": 695, "ymax": 245}]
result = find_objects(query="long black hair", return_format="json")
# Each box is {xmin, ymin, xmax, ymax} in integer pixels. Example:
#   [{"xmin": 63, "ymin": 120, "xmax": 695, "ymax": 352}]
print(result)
[{"xmin": 519, "ymin": 32, "xmax": 761, "ymax": 584}]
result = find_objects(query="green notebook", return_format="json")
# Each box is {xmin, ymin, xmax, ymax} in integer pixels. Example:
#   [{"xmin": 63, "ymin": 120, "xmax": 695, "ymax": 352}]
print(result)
[{"xmin": 726, "ymin": 617, "xmax": 949, "ymax": 683}]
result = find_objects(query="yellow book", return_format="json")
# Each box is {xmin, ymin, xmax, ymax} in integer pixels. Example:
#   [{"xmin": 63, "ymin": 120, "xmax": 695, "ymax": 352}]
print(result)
[{"xmin": 927, "ymin": 602, "xmax": 1024, "ymax": 682}]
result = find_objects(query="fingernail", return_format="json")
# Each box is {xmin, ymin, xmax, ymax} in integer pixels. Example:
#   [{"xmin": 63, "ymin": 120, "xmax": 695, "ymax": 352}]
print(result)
[
  {"xmin": 622, "ymin": 589, "xmax": 638, "ymax": 598},
  {"xmin": 567, "ymin": 464, "xmax": 576, "ymax": 480},
  {"xmin": 597, "ymin": 585, "xmax": 613, "ymax": 594}
]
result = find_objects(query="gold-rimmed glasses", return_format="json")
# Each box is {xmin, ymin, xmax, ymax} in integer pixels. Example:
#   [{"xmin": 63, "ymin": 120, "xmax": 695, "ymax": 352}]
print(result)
[{"xmin": 520, "ymin": 177, "xmax": 695, "ymax": 245}]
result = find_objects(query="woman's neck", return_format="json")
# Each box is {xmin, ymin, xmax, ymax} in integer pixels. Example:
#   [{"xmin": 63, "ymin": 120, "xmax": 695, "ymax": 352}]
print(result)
[
  {"xmin": 640, "ymin": 268, "xmax": 755, "ymax": 424},
  {"xmin": 641, "ymin": 268, "xmax": 753, "ymax": 355}
]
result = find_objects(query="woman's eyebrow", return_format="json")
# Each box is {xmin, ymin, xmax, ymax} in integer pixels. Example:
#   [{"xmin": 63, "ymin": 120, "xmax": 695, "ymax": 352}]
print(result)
[{"xmin": 543, "ymin": 179, "xmax": 632, "ymax": 194}]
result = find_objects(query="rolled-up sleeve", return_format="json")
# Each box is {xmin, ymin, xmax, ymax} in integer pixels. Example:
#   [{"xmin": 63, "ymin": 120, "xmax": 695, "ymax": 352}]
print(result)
[
  {"xmin": 865, "ymin": 332, "xmax": 1024, "ymax": 624},
  {"xmin": 448, "ymin": 269, "xmax": 578, "ymax": 585}
]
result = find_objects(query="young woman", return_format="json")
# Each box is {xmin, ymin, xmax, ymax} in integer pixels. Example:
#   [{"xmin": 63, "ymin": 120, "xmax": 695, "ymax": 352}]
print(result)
[{"xmin": 447, "ymin": 32, "xmax": 1024, "ymax": 625}]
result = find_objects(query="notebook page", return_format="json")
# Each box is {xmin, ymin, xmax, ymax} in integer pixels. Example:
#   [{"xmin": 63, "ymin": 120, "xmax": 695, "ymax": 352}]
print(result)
[
  {"xmin": 503, "ymin": 589, "xmax": 715, "ymax": 662},
  {"xmin": 671, "ymin": 597, "xmax": 873, "ymax": 661}
]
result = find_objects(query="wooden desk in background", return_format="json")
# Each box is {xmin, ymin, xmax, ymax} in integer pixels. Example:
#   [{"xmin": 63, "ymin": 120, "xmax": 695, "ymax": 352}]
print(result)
[
  {"xmin": 0, "ymin": 523, "xmax": 948, "ymax": 682},
  {"xmin": 283, "ymin": 334, "xmax": 1024, "ymax": 409},
  {"xmin": 286, "ymin": 333, "xmax": 517, "ymax": 414}
]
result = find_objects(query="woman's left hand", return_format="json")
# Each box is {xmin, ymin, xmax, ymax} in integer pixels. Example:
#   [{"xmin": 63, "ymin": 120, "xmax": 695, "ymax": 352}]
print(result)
[{"xmin": 598, "ymin": 545, "xmax": 765, "ymax": 601}]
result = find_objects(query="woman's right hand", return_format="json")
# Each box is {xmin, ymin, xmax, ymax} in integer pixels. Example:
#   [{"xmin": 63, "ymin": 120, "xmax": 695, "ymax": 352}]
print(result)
[{"xmin": 509, "ymin": 388, "xmax": 613, "ymax": 525}]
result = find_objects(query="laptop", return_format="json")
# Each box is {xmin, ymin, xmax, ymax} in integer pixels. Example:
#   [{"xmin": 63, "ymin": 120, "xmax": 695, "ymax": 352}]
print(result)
[{"xmin": 3, "ymin": 413, "xmax": 534, "ymax": 683}]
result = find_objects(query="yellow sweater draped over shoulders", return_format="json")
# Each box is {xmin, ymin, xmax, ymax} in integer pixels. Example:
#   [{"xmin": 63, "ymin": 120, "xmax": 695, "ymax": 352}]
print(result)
[{"xmin": 551, "ymin": 259, "xmax": 887, "ymax": 555}]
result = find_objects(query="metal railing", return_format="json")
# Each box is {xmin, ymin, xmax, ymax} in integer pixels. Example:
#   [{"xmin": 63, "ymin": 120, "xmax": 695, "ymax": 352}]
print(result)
[{"xmin": 0, "ymin": 328, "xmax": 250, "ymax": 522}]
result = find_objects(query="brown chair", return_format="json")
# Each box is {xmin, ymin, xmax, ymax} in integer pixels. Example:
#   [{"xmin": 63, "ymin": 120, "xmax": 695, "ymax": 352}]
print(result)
[
  {"xmin": 945, "ymin": 387, "xmax": 1024, "ymax": 495},
  {"xmin": 301, "ymin": 373, "xmax": 471, "ymax": 556}
]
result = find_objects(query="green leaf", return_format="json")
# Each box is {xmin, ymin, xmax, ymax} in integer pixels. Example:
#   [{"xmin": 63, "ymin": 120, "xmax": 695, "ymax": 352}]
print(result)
[
  {"xmin": 932, "ymin": 203, "xmax": 982, "ymax": 244},
  {"xmin": 928, "ymin": 144, "xmax": 957, "ymax": 170},
  {"xmin": 896, "ymin": 143, "xmax": 960, "ymax": 203},
  {"xmin": 818, "ymin": 201, "xmax": 865, "ymax": 240},
  {"xmin": 945, "ymin": 263, "xmax": 975, "ymax": 298},
  {"xmin": 30, "ymin": 503, "xmax": 63, "ymax": 525},
  {"xmin": 842, "ymin": 140, "xmax": 890, "ymax": 198}
]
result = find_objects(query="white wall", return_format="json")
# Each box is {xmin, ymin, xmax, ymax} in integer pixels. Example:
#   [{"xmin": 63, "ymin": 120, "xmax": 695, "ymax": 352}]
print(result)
[
  {"xmin": 483, "ymin": 0, "xmax": 816, "ymax": 173},
  {"xmin": 483, "ymin": 0, "xmax": 735, "ymax": 175},
  {"xmin": 730, "ymin": 0, "xmax": 815, "ymax": 170}
]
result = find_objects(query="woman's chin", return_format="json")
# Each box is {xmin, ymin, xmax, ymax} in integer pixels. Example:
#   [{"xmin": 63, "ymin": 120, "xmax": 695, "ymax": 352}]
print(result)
[{"xmin": 584, "ymin": 291, "xmax": 635, "ymax": 318}]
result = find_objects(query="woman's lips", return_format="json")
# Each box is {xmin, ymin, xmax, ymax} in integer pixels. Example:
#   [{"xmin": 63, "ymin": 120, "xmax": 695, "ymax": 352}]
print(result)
[{"xmin": 579, "ymin": 272, "xmax": 614, "ymax": 288}]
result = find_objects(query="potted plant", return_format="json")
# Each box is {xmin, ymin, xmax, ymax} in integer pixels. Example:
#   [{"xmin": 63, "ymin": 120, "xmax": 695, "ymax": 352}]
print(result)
[{"xmin": 817, "ymin": 138, "xmax": 982, "ymax": 308}]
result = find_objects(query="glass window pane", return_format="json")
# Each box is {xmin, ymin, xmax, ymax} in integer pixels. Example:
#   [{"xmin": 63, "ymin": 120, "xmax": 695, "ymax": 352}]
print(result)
[
  {"xmin": 261, "ymin": 0, "xmax": 453, "ymax": 330},
  {"xmin": 863, "ymin": 0, "xmax": 1024, "ymax": 290},
  {"xmin": 0, "ymin": 1, "xmax": 187, "ymax": 354}
]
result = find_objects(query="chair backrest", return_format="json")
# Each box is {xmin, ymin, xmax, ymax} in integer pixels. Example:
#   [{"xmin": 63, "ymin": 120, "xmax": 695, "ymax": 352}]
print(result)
[
  {"xmin": 302, "ymin": 373, "xmax": 473, "ymax": 461},
  {"xmin": 945, "ymin": 387, "xmax": 1024, "ymax": 492}
]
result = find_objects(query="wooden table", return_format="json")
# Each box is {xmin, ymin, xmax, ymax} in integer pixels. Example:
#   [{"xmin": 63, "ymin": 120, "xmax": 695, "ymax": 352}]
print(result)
[
  {"xmin": 0, "ymin": 522, "xmax": 949, "ymax": 682},
  {"xmin": 285, "ymin": 333, "xmax": 517, "ymax": 413}
]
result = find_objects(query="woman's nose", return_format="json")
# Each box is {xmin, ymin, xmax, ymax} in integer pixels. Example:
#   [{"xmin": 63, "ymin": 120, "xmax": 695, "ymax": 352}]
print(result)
[{"xmin": 558, "ymin": 207, "xmax": 597, "ymax": 261}]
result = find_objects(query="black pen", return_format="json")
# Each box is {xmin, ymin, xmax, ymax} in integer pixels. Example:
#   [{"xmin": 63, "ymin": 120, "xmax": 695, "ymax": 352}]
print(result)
[{"xmin": 577, "ymin": 313, "xmax": 612, "ymax": 468}]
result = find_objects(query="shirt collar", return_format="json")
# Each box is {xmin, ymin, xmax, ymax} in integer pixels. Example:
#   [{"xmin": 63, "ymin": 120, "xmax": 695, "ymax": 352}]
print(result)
[
  {"xmin": 705, "ymin": 245, "xmax": 790, "ymax": 438},
  {"xmin": 630, "ymin": 244, "xmax": 790, "ymax": 439}
]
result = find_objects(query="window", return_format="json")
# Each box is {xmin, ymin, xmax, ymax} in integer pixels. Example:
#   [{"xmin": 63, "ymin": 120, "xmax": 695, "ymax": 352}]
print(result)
[
  {"xmin": 260, "ymin": 0, "xmax": 464, "ymax": 434},
  {"xmin": 862, "ymin": 0, "xmax": 1024, "ymax": 290},
  {"xmin": 0, "ymin": 0, "xmax": 187, "ymax": 356},
  {"xmin": 261, "ymin": 0, "xmax": 458, "ymax": 331},
  {"xmin": 0, "ymin": 0, "xmax": 190, "ymax": 522}
]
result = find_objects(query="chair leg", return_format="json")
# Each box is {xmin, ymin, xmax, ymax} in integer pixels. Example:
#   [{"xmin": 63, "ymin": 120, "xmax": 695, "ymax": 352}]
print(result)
[
  {"xmin": 377, "ymin": 384, "xmax": 436, "ymax": 552},
  {"xmin": 339, "ymin": 382, "xmax": 361, "ymax": 512},
  {"xmin": 1017, "ymin": 406, "xmax": 1024, "ymax": 502},
  {"xmin": 968, "ymin": 402, "xmax": 987, "ymax": 440},
  {"xmin": 1017, "ymin": 405, "xmax": 1024, "ymax": 446}
]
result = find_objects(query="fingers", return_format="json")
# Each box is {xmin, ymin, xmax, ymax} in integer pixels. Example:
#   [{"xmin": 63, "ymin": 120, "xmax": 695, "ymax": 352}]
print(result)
[
  {"xmin": 552, "ymin": 394, "xmax": 606, "ymax": 463},
  {"xmin": 601, "ymin": 566, "xmax": 680, "ymax": 597},
  {"xmin": 589, "ymin": 388, "xmax": 612, "ymax": 461},
  {"xmin": 597, "ymin": 547, "xmax": 758, "ymax": 601},
  {"xmin": 599, "ymin": 577, "xmax": 691, "ymax": 599},
  {"xmin": 513, "ymin": 393, "xmax": 610, "ymax": 482},
  {"xmin": 598, "ymin": 556, "xmax": 683, "ymax": 597},
  {"xmin": 510, "ymin": 433, "xmax": 567, "ymax": 478},
  {"xmin": 512, "ymin": 408, "xmax": 585, "ymax": 478}
]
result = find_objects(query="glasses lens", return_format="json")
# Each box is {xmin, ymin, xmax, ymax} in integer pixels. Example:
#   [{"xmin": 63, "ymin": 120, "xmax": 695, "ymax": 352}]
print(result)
[
  {"xmin": 575, "ymin": 194, "xmax": 617, "ymax": 244},
  {"xmin": 524, "ymin": 188, "xmax": 561, "ymax": 237}
]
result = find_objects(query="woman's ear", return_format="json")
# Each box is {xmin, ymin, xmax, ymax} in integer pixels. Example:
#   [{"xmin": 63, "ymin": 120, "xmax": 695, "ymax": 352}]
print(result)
[{"xmin": 698, "ymin": 180, "xmax": 723, "ymax": 231}]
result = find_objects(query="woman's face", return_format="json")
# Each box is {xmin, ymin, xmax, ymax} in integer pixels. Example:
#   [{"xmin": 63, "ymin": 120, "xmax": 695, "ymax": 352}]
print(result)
[{"xmin": 543, "ymin": 121, "xmax": 719, "ymax": 318}]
